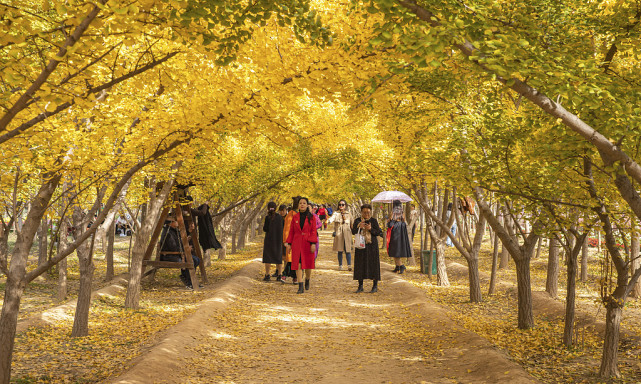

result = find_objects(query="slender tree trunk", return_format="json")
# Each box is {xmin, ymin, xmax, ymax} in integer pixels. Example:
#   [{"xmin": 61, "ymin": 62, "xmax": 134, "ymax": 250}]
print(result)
[
  {"xmin": 105, "ymin": 219, "xmax": 115, "ymax": 281},
  {"xmin": 515, "ymin": 257, "xmax": 534, "ymax": 329},
  {"xmin": 37, "ymin": 218, "xmax": 48, "ymax": 267},
  {"xmin": 563, "ymin": 249, "xmax": 578, "ymax": 347},
  {"xmin": 435, "ymin": 241, "xmax": 449, "ymax": 286},
  {"xmin": 630, "ymin": 230, "xmax": 640, "ymax": 298},
  {"xmin": 546, "ymin": 238, "xmax": 560, "ymax": 298},
  {"xmin": 231, "ymin": 231, "xmax": 237, "ymax": 254},
  {"xmin": 467, "ymin": 257, "xmax": 482, "ymax": 303},
  {"xmin": 0, "ymin": 279, "xmax": 24, "ymax": 384},
  {"xmin": 71, "ymin": 232, "xmax": 95, "ymax": 337},
  {"xmin": 535, "ymin": 237, "xmax": 542, "ymax": 259},
  {"xmin": 499, "ymin": 242, "xmax": 509, "ymax": 269},
  {"xmin": 599, "ymin": 306, "xmax": 622, "ymax": 377},
  {"xmin": 488, "ymin": 228, "xmax": 499, "ymax": 295},
  {"xmin": 427, "ymin": 232, "xmax": 433, "ymax": 278},
  {"xmin": 499, "ymin": 214, "xmax": 510, "ymax": 269},
  {"xmin": 581, "ymin": 236, "xmax": 589, "ymax": 282}
]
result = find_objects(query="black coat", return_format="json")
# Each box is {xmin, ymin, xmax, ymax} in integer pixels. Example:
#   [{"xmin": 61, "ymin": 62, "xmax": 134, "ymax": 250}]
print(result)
[
  {"xmin": 159, "ymin": 225, "xmax": 183, "ymax": 262},
  {"xmin": 352, "ymin": 217, "xmax": 382, "ymax": 281},
  {"xmin": 196, "ymin": 204, "xmax": 222, "ymax": 251},
  {"xmin": 263, "ymin": 214, "xmax": 283, "ymax": 264},
  {"xmin": 387, "ymin": 220, "xmax": 412, "ymax": 258}
]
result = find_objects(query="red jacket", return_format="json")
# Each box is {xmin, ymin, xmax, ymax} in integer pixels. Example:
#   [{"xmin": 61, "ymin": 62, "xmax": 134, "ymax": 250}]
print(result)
[{"xmin": 286, "ymin": 212, "xmax": 318, "ymax": 270}]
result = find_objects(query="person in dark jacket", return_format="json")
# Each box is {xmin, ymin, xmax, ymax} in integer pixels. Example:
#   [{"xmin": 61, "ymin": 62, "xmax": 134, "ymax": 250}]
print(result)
[
  {"xmin": 387, "ymin": 200, "xmax": 412, "ymax": 274},
  {"xmin": 159, "ymin": 218, "xmax": 200, "ymax": 288},
  {"xmin": 352, "ymin": 204, "xmax": 382, "ymax": 293},
  {"xmin": 262, "ymin": 202, "xmax": 284, "ymax": 282}
]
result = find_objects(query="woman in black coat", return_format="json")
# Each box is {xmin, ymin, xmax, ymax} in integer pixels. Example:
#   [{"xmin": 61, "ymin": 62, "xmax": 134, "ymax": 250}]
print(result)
[
  {"xmin": 387, "ymin": 199, "xmax": 412, "ymax": 274},
  {"xmin": 262, "ymin": 202, "xmax": 284, "ymax": 282},
  {"xmin": 352, "ymin": 204, "xmax": 382, "ymax": 293}
]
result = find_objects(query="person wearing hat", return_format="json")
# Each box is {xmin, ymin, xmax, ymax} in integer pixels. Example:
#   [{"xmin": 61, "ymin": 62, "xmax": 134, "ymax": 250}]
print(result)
[{"xmin": 387, "ymin": 199, "xmax": 412, "ymax": 274}]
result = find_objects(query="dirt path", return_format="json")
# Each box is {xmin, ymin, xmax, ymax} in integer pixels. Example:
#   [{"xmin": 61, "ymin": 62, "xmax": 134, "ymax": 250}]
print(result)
[{"xmin": 110, "ymin": 232, "xmax": 538, "ymax": 383}]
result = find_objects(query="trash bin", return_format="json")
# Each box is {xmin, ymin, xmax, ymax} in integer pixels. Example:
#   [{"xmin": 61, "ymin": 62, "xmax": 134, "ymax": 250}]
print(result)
[{"xmin": 421, "ymin": 250, "xmax": 437, "ymax": 275}]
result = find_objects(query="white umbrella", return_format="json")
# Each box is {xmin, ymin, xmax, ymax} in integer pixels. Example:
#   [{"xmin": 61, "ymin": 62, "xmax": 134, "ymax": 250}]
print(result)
[{"xmin": 370, "ymin": 191, "xmax": 413, "ymax": 203}]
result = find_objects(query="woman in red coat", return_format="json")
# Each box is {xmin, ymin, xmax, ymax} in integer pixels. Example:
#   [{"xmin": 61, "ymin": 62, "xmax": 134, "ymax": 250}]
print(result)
[{"xmin": 286, "ymin": 197, "xmax": 318, "ymax": 294}]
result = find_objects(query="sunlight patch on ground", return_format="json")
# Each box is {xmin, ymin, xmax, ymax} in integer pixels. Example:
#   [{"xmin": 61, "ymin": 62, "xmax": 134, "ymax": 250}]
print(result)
[{"xmin": 207, "ymin": 331, "xmax": 237, "ymax": 340}]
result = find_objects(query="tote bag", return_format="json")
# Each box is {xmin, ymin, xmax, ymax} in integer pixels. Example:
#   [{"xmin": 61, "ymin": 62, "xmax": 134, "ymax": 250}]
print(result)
[{"xmin": 354, "ymin": 229, "xmax": 366, "ymax": 249}]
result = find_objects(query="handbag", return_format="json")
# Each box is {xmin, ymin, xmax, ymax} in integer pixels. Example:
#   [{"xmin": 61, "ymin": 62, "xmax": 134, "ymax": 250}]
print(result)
[{"xmin": 354, "ymin": 229, "xmax": 366, "ymax": 249}]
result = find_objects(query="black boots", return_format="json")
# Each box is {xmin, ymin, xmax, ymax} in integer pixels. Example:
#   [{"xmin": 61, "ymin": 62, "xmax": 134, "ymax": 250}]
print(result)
[
  {"xmin": 297, "ymin": 282, "xmax": 304, "ymax": 294},
  {"xmin": 399, "ymin": 265, "xmax": 406, "ymax": 274},
  {"xmin": 370, "ymin": 280, "xmax": 378, "ymax": 293},
  {"xmin": 393, "ymin": 265, "xmax": 400, "ymax": 273},
  {"xmin": 263, "ymin": 274, "xmax": 270, "ymax": 281},
  {"xmin": 305, "ymin": 279, "xmax": 310, "ymax": 290},
  {"xmin": 356, "ymin": 282, "xmax": 364, "ymax": 293}
]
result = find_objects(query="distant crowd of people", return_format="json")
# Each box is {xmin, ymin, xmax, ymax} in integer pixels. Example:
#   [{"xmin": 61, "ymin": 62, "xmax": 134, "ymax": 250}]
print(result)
[{"xmin": 261, "ymin": 197, "xmax": 413, "ymax": 294}]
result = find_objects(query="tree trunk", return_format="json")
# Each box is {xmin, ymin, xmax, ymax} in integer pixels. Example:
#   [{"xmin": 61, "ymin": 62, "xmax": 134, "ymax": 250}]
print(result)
[
  {"xmin": 124, "ymin": 180, "xmax": 174, "ymax": 310},
  {"xmin": 599, "ymin": 306, "xmax": 622, "ymax": 378},
  {"xmin": 581, "ymin": 236, "xmax": 589, "ymax": 282},
  {"xmin": 515, "ymin": 257, "xmax": 534, "ymax": 329},
  {"xmin": 427, "ymin": 232, "xmax": 433, "ymax": 279},
  {"xmin": 0, "ymin": 174, "xmax": 61, "ymax": 384},
  {"xmin": 563, "ymin": 248, "xmax": 578, "ymax": 347},
  {"xmin": 630, "ymin": 230, "xmax": 640, "ymax": 298},
  {"xmin": 231, "ymin": 231, "xmax": 237, "ymax": 254},
  {"xmin": 105, "ymin": 219, "xmax": 115, "ymax": 281},
  {"xmin": 0, "ymin": 278, "xmax": 24, "ymax": 384},
  {"xmin": 488, "ymin": 226, "xmax": 499, "ymax": 295},
  {"xmin": 71, "ymin": 232, "xmax": 95, "ymax": 337},
  {"xmin": 435, "ymin": 241, "xmax": 449, "ymax": 286},
  {"xmin": 546, "ymin": 238, "xmax": 560, "ymax": 298},
  {"xmin": 467, "ymin": 257, "xmax": 482, "ymax": 303},
  {"xmin": 37, "ymin": 218, "xmax": 48, "ymax": 267},
  {"xmin": 499, "ymin": 243, "xmax": 509, "ymax": 269},
  {"xmin": 218, "ymin": 223, "xmax": 228, "ymax": 260},
  {"xmin": 499, "ymin": 214, "xmax": 510, "ymax": 269},
  {"xmin": 535, "ymin": 237, "xmax": 542, "ymax": 259}
]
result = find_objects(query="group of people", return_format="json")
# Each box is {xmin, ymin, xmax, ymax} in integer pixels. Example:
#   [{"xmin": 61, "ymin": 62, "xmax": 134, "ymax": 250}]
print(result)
[{"xmin": 262, "ymin": 197, "xmax": 413, "ymax": 294}]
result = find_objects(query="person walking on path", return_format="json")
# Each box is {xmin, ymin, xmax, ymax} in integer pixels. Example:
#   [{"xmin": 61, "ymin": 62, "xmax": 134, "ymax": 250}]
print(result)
[
  {"xmin": 262, "ymin": 202, "xmax": 284, "ymax": 282},
  {"xmin": 328, "ymin": 199, "xmax": 354, "ymax": 271},
  {"xmin": 387, "ymin": 200, "xmax": 412, "ymax": 274},
  {"xmin": 286, "ymin": 197, "xmax": 318, "ymax": 294},
  {"xmin": 283, "ymin": 197, "xmax": 300, "ymax": 283},
  {"xmin": 317, "ymin": 204, "xmax": 328, "ymax": 230},
  {"xmin": 352, "ymin": 204, "xmax": 382, "ymax": 293}
]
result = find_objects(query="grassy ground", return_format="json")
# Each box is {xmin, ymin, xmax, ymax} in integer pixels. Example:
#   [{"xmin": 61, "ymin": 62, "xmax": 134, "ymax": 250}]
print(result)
[
  {"xmin": 5, "ymin": 234, "xmax": 262, "ymax": 384},
  {"xmin": 400, "ymin": 236, "xmax": 641, "ymax": 383}
]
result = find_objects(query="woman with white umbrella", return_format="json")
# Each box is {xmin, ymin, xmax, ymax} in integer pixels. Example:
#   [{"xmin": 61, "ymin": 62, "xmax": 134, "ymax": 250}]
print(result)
[
  {"xmin": 328, "ymin": 199, "xmax": 354, "ymax": 271},
  {"xmin": 387, "ymin": 199, "xmax": 412, "ymax": 273}
]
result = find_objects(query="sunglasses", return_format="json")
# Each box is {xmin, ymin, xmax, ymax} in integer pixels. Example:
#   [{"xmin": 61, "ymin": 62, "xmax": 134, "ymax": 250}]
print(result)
[{"xmin": 338, "ymin": 203, "xmax": 345, "ymax": 206}]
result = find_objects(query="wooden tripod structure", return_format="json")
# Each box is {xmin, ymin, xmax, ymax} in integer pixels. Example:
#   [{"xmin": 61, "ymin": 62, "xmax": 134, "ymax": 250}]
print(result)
[{"xmin": 141, "ymin": 197, "xmax": 208, "ymax": 290}]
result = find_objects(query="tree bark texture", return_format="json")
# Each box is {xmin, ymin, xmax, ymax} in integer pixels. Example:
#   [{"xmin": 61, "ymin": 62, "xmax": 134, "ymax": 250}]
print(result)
[
  {"xmin": 563, "ymin": 246, "xmax": 578, "ymax": 347},
  {"xmin": 488, "ymin": 227, "xmax": 499, "ymax": 295},
  {"xmin": 106, "ymin": 219, "xmax": 115, "ymax": 281},
  {"xmin": 37, "ymin": 218, "xmax": 48, "ymax": 267},
  {"xmin": 71, "ymin": 232, "xmax": 95, "ymax": 337},
  {"xmin": 515, "ymin": 257, "xmax": 534, "ymax": 329},
  {"xmin": 599, "ymin": 306, "xmax": 622, "ymax": 377},
  {"xmin": 630, "ymin": 230, "xmax": 640, "ymax": 298},
  {"xmin": 546, "ymin": 238, "xmax": 560, "ymax": 298},
  {"xmin": 581, "ymin": 236, "xmax": 589, "ymax": 282},
  {"xmin": 435, "ymin": 241, "xmax": 449, "ymax": 286}
]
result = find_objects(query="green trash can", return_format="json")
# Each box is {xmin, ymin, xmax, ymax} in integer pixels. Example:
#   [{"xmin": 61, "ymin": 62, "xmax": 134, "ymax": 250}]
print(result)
[{"xmin": 421, "ymin": 250, "xmax": 437, "ymax": 275}]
